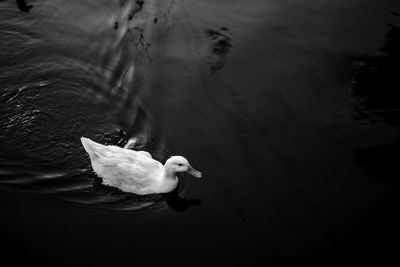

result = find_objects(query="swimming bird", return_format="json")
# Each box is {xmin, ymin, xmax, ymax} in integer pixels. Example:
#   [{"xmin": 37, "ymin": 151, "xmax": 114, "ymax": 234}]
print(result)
[{"xmin": 80, "ymin": 137, "xmax": 202, "ymax": 195}]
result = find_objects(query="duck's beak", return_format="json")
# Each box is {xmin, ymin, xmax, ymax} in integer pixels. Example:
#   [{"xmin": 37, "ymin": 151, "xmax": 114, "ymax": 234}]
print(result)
[{"xmin": 187, "ymin": 165, "xmax": 202, "ymax": 178}]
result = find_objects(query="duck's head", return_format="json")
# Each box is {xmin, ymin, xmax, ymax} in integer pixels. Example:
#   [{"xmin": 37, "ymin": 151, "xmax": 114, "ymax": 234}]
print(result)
[{"xmin": 165, "ymin": 156, "xmax": 202, "ymax": 178}]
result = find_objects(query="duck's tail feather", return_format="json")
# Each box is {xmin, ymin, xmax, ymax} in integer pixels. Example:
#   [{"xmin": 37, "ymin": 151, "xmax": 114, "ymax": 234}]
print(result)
[{"xmin": 81, "ymin": 137, "xmax": 101, "ymax": 160}]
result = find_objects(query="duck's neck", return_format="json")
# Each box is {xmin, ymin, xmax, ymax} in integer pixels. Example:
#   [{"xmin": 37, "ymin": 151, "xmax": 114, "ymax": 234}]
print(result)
[
  {"xmin": 163, "ymin": 164, "xmax": 177, "ymax": 180},
  {"xmin": 160, "ymin": 165, "xmax": 178, "ymax": 193}
]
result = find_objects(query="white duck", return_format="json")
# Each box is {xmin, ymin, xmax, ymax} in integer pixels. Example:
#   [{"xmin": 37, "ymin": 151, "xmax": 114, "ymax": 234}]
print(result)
[{"xmin": 80, "ymin": 137, "xmax": 202, "ymax": 195}]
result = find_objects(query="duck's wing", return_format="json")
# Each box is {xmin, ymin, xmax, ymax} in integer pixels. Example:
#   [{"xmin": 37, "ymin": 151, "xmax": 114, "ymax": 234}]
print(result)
[
  {"xmin": 81, "ymin": 137, "xmax": 144, "ymax": 162},
  {"xmin": 96, "ymin": 152, "xmax": 163, "ymax": 192},
  {"xmin": 93, "ymin": 144, "xmax": 160, "ymax": 171},
  {"xmin": 136, "ymin": 151, "xmax": 152, "ymax": 158},
  {"xmin": 82, "ymin": 138, "xmax": 163, "ymax": 190}
]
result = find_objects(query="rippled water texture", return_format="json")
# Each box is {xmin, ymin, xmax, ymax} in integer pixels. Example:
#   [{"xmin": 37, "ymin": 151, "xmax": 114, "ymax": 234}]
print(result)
[
  {"xmin": 1, "ymin": 0, "xmax": 400, "ymax": 264},
  {"xmin": 0, "ymin": 0, "xmax": 176, "ymax": 210}
]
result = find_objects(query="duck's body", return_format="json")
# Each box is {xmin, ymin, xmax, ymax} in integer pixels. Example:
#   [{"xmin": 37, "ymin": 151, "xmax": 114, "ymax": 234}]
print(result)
[{"xmin": 80, "ymin": 137, "xmax": 201, "ymax": 195}]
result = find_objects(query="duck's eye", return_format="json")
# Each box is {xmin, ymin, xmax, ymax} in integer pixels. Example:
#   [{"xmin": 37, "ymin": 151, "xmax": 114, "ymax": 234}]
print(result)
[{"xmin": 178, "ymin": 163, "xmax": 183, "ymax": 166}]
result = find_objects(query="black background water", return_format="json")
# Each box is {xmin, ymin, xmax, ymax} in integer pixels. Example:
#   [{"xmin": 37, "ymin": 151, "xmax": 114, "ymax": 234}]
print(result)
[{"xmin": 1, "ymin": 0, "xmax": 400, "ymax": 264}]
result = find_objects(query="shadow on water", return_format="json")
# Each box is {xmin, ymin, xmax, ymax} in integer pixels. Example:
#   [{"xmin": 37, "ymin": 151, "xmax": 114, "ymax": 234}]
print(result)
[
  {"xmin": 205, "ymin": 27, "xmax": 232, "ymax": 73},
  {"xmin": 351, "ymin": 14, "xmax": 400, "ymax": 184},
  {"xmin": 68, "ymin": 172, "xmax": 201, "ymax": 212},
  {"xmin": 15, "ymin": 0, "xmax": 33, "ymax": 13}
]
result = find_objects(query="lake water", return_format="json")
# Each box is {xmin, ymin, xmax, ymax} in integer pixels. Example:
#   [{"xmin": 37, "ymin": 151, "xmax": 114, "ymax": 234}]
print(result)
[{"xmin": 1, "ymin": 0, "xmax": 400, "ymax": 264}]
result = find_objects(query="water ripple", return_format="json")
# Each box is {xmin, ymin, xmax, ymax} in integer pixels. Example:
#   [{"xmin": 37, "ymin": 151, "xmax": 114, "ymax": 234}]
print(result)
[{"xmin": 0, "ymin": 0, "xmax": 182, "ymax": 211}]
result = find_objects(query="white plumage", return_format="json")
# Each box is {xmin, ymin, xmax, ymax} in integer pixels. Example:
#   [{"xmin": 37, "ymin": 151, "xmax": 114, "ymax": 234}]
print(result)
[{"xmin": 80, "ymin": 137, "xmax": 202, "ymax": 195}]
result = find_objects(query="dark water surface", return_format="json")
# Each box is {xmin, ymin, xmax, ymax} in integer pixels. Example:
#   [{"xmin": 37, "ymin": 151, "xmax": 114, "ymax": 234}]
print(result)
[{"xmin": 1, "ymin": 0, "xmax": 400, "ymax": 264}]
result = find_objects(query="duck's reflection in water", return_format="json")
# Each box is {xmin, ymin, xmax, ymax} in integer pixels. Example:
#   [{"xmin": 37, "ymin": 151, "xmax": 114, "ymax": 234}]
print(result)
[
  {"xmin": 163, "ymin": 183, "xmax": 201, "ymax": 212},
  {"xmin": 85, "ymin": 172, "xmax": 201, "ymax": 212}
]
